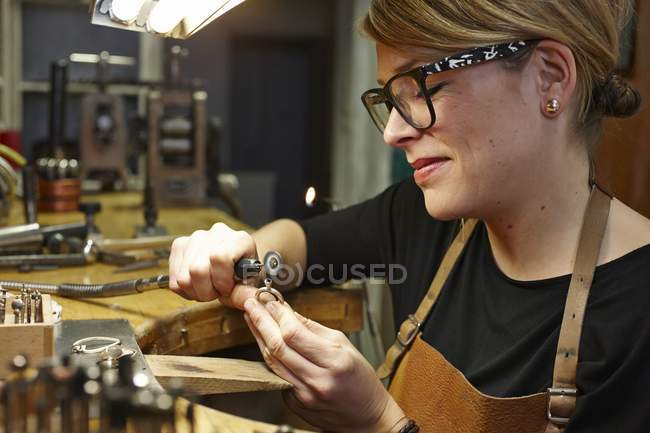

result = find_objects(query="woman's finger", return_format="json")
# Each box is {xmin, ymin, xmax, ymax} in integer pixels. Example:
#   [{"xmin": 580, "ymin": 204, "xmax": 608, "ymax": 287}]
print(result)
[
  {"xmin": 223, "ymin": 284, "xmax": 258, "ymax": 310},
  {"xmin": 294, "ymin": 311, "xmax": 342, "ymax": 340},
  {"xmin": 244, "ymin": 313, "xmax": 307, "ymax": 390},
  {"xmin": 188, "ymin": 248, "xmax": 218, "ymax": 301},
  {"xmin": 170, "ymin": 237, "xmax": 199, "ymax": 300},
  {"xmin": 168, "ymin": 236, "xmax": 188, "ymax": 290},
  {"xmin": 265, "ymin": 301, "xmax": 343, "ymax": 369},
  {"xmin": 244, "ymin": 299, "xmax": 323, "ymax": 378}
]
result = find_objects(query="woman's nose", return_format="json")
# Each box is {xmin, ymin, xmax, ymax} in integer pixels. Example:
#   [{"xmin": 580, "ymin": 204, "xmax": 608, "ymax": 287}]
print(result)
[{"xmin": 383, "ymin": 108, "xmax": 419, "ymax": 148}]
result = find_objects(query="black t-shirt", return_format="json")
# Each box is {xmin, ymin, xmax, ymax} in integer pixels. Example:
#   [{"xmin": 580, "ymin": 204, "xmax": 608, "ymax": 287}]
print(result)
[{"xmin": 298, "ymin": 177, "xmax": 650, "ymax": 433}]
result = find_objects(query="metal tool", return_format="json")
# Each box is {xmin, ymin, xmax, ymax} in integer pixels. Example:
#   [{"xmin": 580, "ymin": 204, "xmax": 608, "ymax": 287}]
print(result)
[
  {"xmin": 0, "ymin": 288, "xmax": 6, "ymax": 324},
  {"xmin": 235, "ymin": 250, "xmax": 284, "ymax": 282},
  {"xmin": 0, "ymin": 251, "xmax": 88, "ymax": 269},
  {"xmin": 0, "ymin": 223, "xmax": 43, "ymax": 254},
  {"xmin": 20, "ymin": 291, "xmax": 27, "ymax": 323},
  {"xmin": 79, "ymin": 201, "xmax": 103, "ymax": 238},
  {"xmin": 11, "ymin": 298, "xmax": 23, "ymax": 323},
  {"xmin": 0, "ymin": 234, "xmax": 174, "ymax": 271},
  {"xmin": 135, "ymin": 183, "xmax": 169, "ymax": 238},
  {"xmin": 0, "ymin": 219, "xmax": 88, "ymax": 256},
  {"xmin": 34, "ymin": 292, "xmax": 43, "ymax": 323},
  {"xmin": 0, "ymin": 275, "xmax": 170, "ymax": 298},
  {"xmin": 22, "ymin": 164, "xmax": 38, "ymax": 224},
  {"xmin": 0, "ymin": 251, "xmax": 283, "ymax": 299},
  {"xmin": 25, "ymin": 288, "xmax": 32, "ymax": 324}
]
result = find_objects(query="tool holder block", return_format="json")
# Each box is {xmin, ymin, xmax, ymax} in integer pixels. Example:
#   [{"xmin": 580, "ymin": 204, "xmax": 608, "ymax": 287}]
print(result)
[{"xmin": 0, "ymin": 294, "xmax": 55, "ymax": 378}]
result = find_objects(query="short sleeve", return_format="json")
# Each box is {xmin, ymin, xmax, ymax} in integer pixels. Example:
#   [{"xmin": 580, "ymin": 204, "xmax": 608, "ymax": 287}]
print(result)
[{"xmin": 297, "ymin": 181, "xmax": 405, "ymax": 286}]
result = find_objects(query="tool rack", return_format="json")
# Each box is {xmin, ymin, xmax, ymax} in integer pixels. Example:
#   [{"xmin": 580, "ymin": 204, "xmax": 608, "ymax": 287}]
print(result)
[{"xmin": 0, "ymin": 292, "xmax": 55, "ymax": 379}]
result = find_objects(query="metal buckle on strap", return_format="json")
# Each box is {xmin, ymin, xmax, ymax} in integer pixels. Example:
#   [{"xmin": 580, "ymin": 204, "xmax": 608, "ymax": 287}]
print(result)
[
  {"xmin": 547, "ymin": 387, "xmax": 578, "ymax": 425},
  {"xmin": 396, "ymin": 314, "xmax": 421, "ymax": 347}
]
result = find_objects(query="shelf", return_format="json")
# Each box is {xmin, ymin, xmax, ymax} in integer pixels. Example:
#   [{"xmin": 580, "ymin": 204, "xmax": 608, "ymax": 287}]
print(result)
[{"xmin": 20, "ymin": 80, "xmax": 146, "ymax": 96}]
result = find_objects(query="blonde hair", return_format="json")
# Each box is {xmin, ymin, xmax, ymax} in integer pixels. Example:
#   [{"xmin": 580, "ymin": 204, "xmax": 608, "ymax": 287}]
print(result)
[{"xmin": 362, "ymin": 0, "xmax": 641, "ymax": 144}]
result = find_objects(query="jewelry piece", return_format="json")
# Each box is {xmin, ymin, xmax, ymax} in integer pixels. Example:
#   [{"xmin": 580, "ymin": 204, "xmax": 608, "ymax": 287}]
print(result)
[
  {"xmin": 72, "ymin": 336, "xmax": 121, "ymax": 354},
  {"xmin": 545, "ymin": 98, "xmax": 560, "ymax": 114},
  {"xmin": 255, "ymin": 278, "xmax": 285, "ymax": 304},
  {"xmin": 97, "ymin": 346, "xmax": 135, "ymax": 369}
]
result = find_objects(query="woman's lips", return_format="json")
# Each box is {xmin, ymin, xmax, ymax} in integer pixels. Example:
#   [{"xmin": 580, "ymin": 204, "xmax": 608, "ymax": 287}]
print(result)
[{"xmin": 410, "ymin": 157, "xmax": 450, "ymax": 184}]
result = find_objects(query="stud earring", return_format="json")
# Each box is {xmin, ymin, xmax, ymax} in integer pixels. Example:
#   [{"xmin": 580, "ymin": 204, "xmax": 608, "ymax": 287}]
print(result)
[{"xmin": 545, "ymin": 99, "xmax": 560, "ymax": 114}]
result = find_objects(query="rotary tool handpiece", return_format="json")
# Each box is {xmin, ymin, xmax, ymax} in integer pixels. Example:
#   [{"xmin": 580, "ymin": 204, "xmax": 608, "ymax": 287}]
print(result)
[
  {"xmin": 234, "ymin": 251, "xmax": 284, "ymax": 282},
  {"xmin": 234, "ymin": 258, "xmax": 263, "ymax": 281}
]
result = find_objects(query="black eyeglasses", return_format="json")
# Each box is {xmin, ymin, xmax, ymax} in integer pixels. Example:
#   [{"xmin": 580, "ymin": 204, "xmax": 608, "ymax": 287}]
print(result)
[{"xmin": 361, "ymin": 40, "xmax": 538, "ymax": 133}]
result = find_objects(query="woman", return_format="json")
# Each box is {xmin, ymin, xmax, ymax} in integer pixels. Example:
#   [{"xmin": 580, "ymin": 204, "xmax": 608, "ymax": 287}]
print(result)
[{"xmin": 169, "ymin": 1, "xmax": 650, "ymax": 432}]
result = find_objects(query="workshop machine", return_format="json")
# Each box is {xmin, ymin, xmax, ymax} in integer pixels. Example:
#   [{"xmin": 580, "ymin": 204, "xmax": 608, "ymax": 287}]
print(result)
[
  {"xmin": 73, "ymin": 51, "xmax": 135, "ymax": 190},
  {"xmin": 147, "ymin": 46, "xmax": 208, "ymax": 206}
]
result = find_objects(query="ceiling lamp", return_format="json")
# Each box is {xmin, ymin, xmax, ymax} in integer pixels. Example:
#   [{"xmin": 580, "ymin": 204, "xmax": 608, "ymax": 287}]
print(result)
[{"xmin": 89, "ymin": 0, "xmax": 246, "ymax": 39}]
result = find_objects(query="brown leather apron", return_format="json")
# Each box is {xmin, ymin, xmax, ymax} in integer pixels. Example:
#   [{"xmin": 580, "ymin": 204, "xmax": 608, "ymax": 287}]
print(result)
[{"xmin": 377, "ymin": 186, "xmax": 611, "ymax": 433}]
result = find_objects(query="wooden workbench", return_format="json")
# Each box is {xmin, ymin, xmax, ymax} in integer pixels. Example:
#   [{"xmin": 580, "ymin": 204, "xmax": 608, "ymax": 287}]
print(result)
[
  {"xmin": 3, "ymin": 193, "xmax": 361, "ymax": 432},
  {"xmin": 4, "ymin": 193, "xmax": 363, "ymax": 350}
]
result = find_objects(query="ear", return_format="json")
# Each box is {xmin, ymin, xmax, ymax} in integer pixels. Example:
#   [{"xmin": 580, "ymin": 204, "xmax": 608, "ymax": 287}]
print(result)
[{"xmin": 529, "ymin": 40, "xmax": 577, "ymax": 117}]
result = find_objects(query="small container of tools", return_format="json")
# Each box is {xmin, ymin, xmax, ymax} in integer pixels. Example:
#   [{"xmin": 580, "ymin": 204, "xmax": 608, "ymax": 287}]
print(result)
[{"xmin": 0, "ymin": 288, "xmax": 55, "ymax": 378}]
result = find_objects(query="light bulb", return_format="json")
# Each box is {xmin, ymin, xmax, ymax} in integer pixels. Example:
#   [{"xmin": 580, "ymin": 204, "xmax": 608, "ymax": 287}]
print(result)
[
  {"xmin": 305, "ymin": 187, "xmax": 317, "ymax": 207},
  {"xmin": 110, "ymin": 0, "xmax": 146, "ymax": 24},
  {"xmin": 147, "ymin": 0, "xmax": 185, "ymax": 35}
]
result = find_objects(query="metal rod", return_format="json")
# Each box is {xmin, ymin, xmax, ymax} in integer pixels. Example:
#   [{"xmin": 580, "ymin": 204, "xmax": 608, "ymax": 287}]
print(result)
[
  {"xmin": 48, "ymin": 60, "xmax": 68, "ymax": 158},
  {"xmin": 0, "ymin": 275, "xmax": 169, "ymax": 298},
  {"xmin": 26, "ymin": 289, "xmax": 32, "ymax": 324},
  {"xmin": 0, "ymin": 252, "xmax": 88, "ymax": 269}
]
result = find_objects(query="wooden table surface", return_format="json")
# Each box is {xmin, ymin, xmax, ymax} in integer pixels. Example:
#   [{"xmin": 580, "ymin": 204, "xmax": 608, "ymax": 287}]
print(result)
[{"xmin": 4, "ymin": 192, "xmax": 250, "ymax": 328}]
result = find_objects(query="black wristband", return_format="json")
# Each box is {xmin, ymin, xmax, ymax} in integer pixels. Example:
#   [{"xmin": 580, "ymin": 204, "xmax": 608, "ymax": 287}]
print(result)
[{"xmin": 397, "ymin": 420, "xmax": 420, "ymax": 433}]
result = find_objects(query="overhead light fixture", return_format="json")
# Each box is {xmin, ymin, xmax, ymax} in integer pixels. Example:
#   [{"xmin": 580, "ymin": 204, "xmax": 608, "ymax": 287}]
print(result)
[
  {"xmin": 89, "ymin": 0, "xmax": 246, "ymax": 39},
  {"xmin": 109, "ymin": 0, "xmax": 146, "ymax": 25}
]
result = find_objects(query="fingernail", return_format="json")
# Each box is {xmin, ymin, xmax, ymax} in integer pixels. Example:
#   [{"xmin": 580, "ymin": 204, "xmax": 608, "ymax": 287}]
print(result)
[{"xmin": 244, "ymin": 298, "xmax": 255, "ymax": 311}]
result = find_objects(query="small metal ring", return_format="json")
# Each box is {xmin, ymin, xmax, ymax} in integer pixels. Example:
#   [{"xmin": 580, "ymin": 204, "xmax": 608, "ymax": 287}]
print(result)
[
  {"xmin": 72, "ymin": 336, "xmax": 121, "ymax": 354},
  {"xmin": 255, "ymin": 287, "xmax": 285, "ymax": 304}
]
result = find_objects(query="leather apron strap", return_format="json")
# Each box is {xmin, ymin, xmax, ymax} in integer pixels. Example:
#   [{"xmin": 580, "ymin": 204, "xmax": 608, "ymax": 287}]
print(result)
[
  {"xmin": 377, "ymin": 219, "xmax": 479, "ymax": 381},
  {"xmin": 545, "ymin": 186, "xmax": 611, "ymax": 432}
]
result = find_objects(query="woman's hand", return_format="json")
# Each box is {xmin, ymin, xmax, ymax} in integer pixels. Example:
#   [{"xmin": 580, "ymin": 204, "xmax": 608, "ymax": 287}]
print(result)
[
  {"xmin": 168, "ymin": 223, "xmax": 258, "ymax": 307},
  {"xmin": 244, "ymin": 298, "xmax": 406, "ymax": 433}
]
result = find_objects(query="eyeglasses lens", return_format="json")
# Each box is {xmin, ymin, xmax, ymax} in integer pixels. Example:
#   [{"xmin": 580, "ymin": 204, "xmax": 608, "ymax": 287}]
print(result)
[
  {"xmin": 388, "ymin": 75, "xmax": 432, "ymax": 129},
  {"xmin": 364, "ymin": 92, "xmax": 391, "ymax": 132}
]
